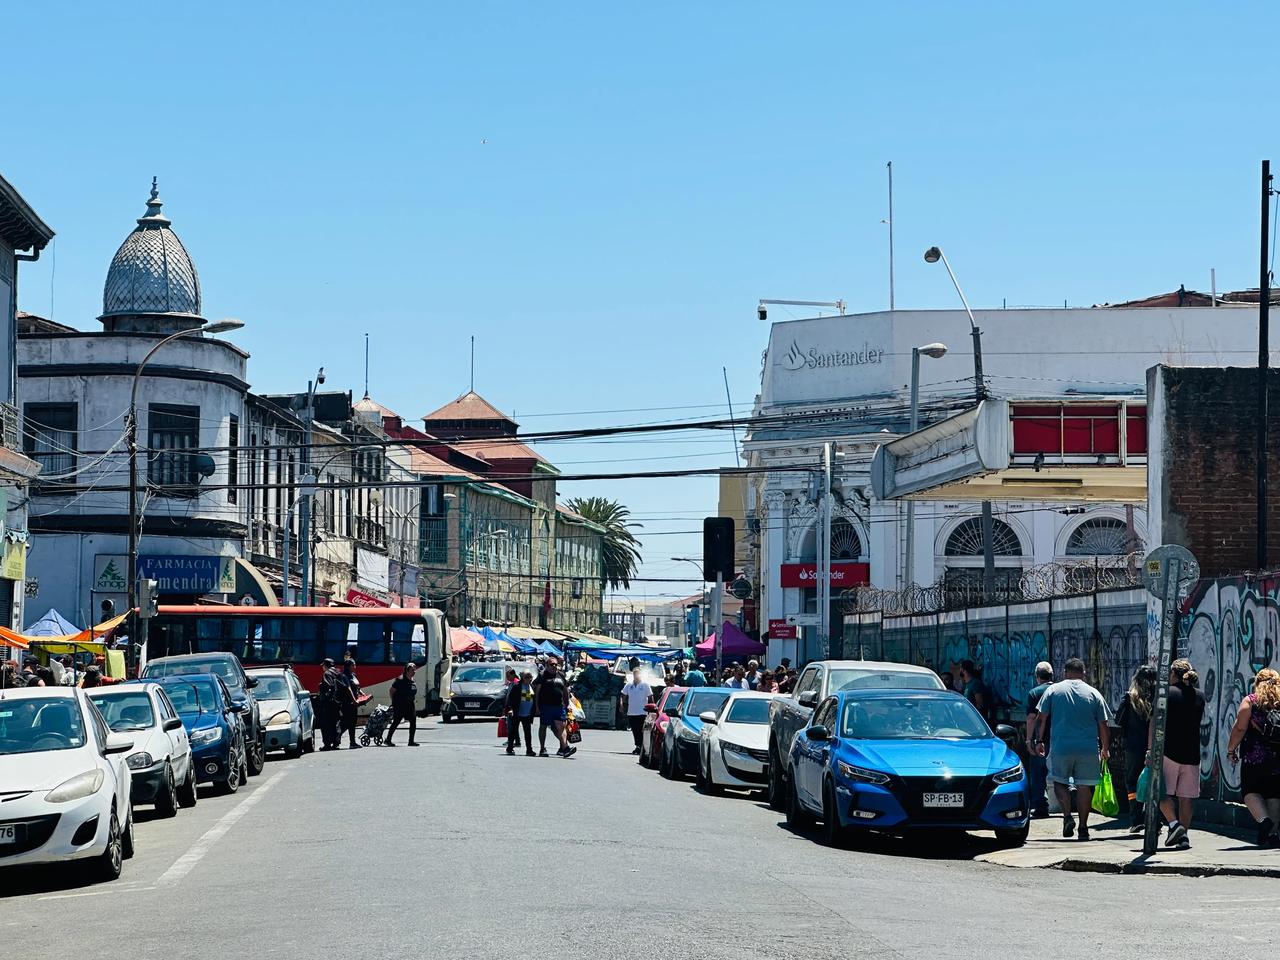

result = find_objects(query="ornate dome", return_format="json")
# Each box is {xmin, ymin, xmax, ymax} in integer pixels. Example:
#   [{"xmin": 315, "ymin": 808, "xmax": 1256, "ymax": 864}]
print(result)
[{"xmin": 100, "ymin": 178, "xmax": 202, "ymax": 328}]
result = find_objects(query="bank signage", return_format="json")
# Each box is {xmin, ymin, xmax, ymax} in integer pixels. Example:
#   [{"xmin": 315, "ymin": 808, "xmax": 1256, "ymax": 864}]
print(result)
[
  {"xmin": 767, "ymin": 618, "xmax": 797, "ymax": 639},
  {"xmin": 762, "ymin": 313, "xmax": 896, "ymax": 406},
  {"xmin": 777, "ymin": 338, "xmax": 885, "ymax": 372},
  {"xmin": 779, "ymin": 562, "xmax": 870, "ymax": 588},
  {"xmin": 93, "ymin": 554, "xmax": 236, "ymax": 595}
]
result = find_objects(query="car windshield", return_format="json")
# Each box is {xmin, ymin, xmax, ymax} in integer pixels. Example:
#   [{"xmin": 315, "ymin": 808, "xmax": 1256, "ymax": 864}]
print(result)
[
  {"xmin": 157, "ymin": 679, "xmax": 218, "ymax": 715},
  {"xmin": 661, "ymin": 693, "xmax": 684, "ymax": 715},
  {"xmin": 684, "ymin": 690, "xmax": 731, "ymax": 717},
  {"xmin": 455, "ymin": 667, "xmax": 505, "ymax": 683},
  {"xmin": 88, "ymin": 692, "xmax": 155, "ymax": 731},
  {"xmin": 830, "ymin": 669, "xmax": 943, "ymax": 692},
  {"xmin": 0, "ymin": 697, "xmax": 88, "ymax": 755},
  {"xmin": 145, "ymin": 658, "xmax": 241, "ymax": 687},
  {"xmin": 725, "ymin": 698, "xmax": 771, "ymax": 724},
  {"xmin": 249, "ymin": 675, "xmax": 291, "ymax": 700},
  {"xmin": 841, "ymin": 696, "xmax": 991, "ymax": 740}
]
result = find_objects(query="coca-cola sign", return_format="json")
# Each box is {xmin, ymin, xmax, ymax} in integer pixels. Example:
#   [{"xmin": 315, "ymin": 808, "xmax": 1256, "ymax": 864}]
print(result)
[
  {"xmin": 346, "ymin": 587, "xmax": 390, "ymax": 608},
  {"xmin": 779, "ymin": 562, "xmax": 870, "ymax": 589}
]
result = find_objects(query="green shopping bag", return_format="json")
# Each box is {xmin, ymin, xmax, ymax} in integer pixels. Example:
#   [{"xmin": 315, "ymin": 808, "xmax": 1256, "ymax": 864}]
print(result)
[
  {"xmin": 1091, "ymin": 760, "xmax": 1120, "ymax": 817},
  {"xmin": 1136, "ymin": 765, "xmax": 1152, "ymax": 803}
]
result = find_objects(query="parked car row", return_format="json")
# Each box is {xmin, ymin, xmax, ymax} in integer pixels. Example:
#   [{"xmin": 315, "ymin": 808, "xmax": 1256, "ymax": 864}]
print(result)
[
  {"xmin": 637, "ymin": 659, "xmax": 1032, "ymax": 849},
  {"xmin": 0, "ymin": 653, "xmax": 316, "ymax": 885}
]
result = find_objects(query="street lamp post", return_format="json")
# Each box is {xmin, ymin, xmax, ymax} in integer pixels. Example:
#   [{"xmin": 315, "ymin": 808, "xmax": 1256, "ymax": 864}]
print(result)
[
  {"xmin": 671, "ymin": 555, "xmax": 710, "ymax": 647},
  {"xmin": 925, "ymin": 246, "xmax": 996, "ymax": 599},
  {"xmin": 126, "ymin": 318, "xmax": 243, "ymax": 672},
  {"xmin": 298, "ymin": 368, "xmax": 324, "ymax": 606},
  {"xmin": 904, "ymin": 343, "xmax": 948, "ymax": 588}
]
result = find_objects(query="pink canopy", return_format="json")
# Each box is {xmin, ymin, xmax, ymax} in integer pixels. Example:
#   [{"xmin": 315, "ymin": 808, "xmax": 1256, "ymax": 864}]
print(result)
[
  {"xmin": 695, "ymin": 621, "xmax": 765, "ymax": 658},
  {"xmin": 449, "ymin": 627, "xmax": 485, "ymax": 654}
]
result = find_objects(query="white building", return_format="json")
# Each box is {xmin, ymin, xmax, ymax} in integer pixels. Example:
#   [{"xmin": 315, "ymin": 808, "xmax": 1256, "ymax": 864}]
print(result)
[
  {"xmin": 745, "ymin": 301, "xmax": 1263, "ymax": 666},
  {"xmin": 18, "ymin": 182, "xmax": 255, "ymax": 625}
]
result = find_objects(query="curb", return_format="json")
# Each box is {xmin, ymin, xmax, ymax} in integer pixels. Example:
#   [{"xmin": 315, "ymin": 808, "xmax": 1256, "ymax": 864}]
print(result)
[{"xmin": 978, "ymin": 851, "xmax": 1280, "ymax": 879}]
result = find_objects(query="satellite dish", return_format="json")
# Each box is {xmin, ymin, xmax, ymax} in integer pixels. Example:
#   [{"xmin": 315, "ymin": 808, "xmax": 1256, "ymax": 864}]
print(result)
[{"xmin": 192, "ymin": 453, "xmax": 217, "ymax": 478}]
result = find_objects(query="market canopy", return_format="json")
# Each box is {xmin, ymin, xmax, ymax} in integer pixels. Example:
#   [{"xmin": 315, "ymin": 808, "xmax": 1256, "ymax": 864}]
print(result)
[
  {"xmin": 2, "ymin": 612, "xmax": 129, "ymax": 655},
  {"xmin": 565, "ymin": 641, "xmax": 683, "ymax": 663},
  {"xmin": 25, "ymin": 609, "xmax": 80, "ymax": 637},
  {"xmin": 696, "ymin": 622, "xmax": 765, "ymax": 659},
  {"xmin": 449, "ymin": 627, "xmax": 484, "ymax": 654},
  {"xmin": 0, "ymin": 627, "xmax": 28, "ymax": 650}
]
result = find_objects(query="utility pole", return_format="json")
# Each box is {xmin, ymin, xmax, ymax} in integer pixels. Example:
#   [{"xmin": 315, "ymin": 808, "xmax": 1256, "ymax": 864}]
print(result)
[
  {"xmin": 887, "ymin": 161, "xmax": 895, "ymax": 311},
  {"xmin": 299, "ymin": 370, "xmax": 321, "ymax": 606},
  {"xmin": 1259, "ymin": 160, "xmax": 1272, "ymax": 571},
  {"xmin": 712, "ymin": 571, "xmax": 724, "ymax": 682},
  {"xmin": 818, "ymin": 442, "xmax": 834, "ymax": 659}
]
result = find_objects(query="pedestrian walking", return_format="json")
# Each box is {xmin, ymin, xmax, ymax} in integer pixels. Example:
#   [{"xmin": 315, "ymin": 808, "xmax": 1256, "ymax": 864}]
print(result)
[
  {"xmin": 384, "ymin": 663, "xmax": 419, "ymax": 746},
  {"xmin": 316, "ymin": 658, "xmax": 343, "ymax": 750},
  {"xmin": 505, "ymin": 670, "xmax": 537, "ymax": 756},
  {"xmin": 1156, "ymin": 659, "xmax": 1204, "ymax": 849},
  {"xmin": 757, "ymin": 671, "xmax": 776, "ymax": 693},
  {"xmin": 684, "ymin": 663, "xmax": 707, "ymax": 687},
  {"xmin": 745, "ymin": 660, "xmax": 760, "ymax": 690},
  {"xmin": 726, "ymin": 665, "xmax": 750, "ymax": 690},
  {"xmin": 1024, "ymin": 661, "xmax": 1054, "ymax": 819},
  {"xmin": 532, "ymin": 659, "xmax": 576, "ymax": 758},
  {"xmin": 1114, "ymin": 665, "xmax": 1156, "ymax": 832},
  {"xmin": 503, "ymin": 667, "xmax": 524, "ymax": 749},
  {"xmin": 1226, "ymin": 667, "xmax": 1280, "ymax": 847},
  {"xmin": 620, "ymin": 665, "xmax": 654, "ymax": 755},
  {"xmin": 1033, "ymin": 657, "xmax": 1111, "ymax": 841},
  {"xmin": 339, "ymin": 658, "xmax": 363, "ymax": 748}
]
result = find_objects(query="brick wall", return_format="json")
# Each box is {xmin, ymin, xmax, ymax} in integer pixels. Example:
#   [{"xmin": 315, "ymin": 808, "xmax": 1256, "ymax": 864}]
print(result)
[{"xmin": 1152, "ymin": 365, "xmax": 1280, "ymax": 577}]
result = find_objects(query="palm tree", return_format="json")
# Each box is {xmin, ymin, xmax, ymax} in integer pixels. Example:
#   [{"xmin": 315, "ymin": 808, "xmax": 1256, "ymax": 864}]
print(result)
[{"xmin": 565, "ymin": 496, "xmax": 643, "ymax": 590}]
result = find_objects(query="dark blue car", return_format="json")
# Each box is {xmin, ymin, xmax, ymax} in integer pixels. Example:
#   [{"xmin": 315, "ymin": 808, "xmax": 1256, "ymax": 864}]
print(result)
[
  {"xmin": 785, "ymin": 689, "xmax": 1029, "ymax": 846},
  {"xmin": 153, "ymin": 674, "xmax": 249, "ymax": 795}
]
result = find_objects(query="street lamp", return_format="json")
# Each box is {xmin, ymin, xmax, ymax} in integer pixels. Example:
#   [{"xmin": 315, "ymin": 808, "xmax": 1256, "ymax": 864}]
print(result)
[
  {"xmin": 126, "ymin": 318, "xmax": 244, "ymax": 670},
  {"xmin": 671, "ymin": 556, "xmax": 709, "ymax": 645},
  {"xmin": 904, "ymin": 342, "xmax": 948, "ymax": 588}
]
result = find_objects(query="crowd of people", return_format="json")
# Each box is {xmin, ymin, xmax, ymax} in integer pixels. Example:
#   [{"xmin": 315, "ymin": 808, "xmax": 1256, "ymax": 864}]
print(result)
[
  {"xmin": 1, "ymin": 654, "xmax": 114, "ymax": 689},
  {"xmin": 658, "ymin": 657, "xmax": 798, "ymax": 693}
]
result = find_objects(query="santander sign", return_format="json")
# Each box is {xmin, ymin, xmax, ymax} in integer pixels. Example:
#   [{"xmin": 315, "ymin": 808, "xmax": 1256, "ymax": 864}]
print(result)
[{"xmin": 779, "ymin": 562, "xmax": 870, "ymax": 589}]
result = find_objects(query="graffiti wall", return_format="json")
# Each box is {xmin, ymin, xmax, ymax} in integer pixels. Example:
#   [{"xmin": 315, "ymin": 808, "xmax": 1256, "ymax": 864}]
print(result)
[
  {"xmin": 842, "ymin": 588, "xmax": 1148, "ymax": 718},
  {"xmin": 1178, "ymin": 575, "xmax": 1280, "ymax": 803}
]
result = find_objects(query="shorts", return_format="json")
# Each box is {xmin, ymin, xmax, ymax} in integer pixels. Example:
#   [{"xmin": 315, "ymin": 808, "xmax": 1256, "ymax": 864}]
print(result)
[
  {"xmin": 1240, "ymin": 762, "xmax": 1280, "ymax": 800},
  {"xmin": 1049, "ymin": 750, "xmax": 1102, "ymax": 787},
  {"xmin": 539, "ymin": 705, "xmax": 567, "ymax": 727},
  {"xmin": 1162, "ymin": 757, "xmax": 1200, "ymax": 799}
]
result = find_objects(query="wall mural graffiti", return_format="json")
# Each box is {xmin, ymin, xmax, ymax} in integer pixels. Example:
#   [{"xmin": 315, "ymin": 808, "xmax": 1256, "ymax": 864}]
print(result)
[{"xmin": 1179, "ymin": 577, "xmax": 1280, "ymax": 803}]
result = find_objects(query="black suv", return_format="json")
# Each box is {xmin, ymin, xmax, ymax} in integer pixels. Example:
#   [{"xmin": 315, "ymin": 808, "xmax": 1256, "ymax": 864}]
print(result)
[{"xmin": 142, "ymin": 652, "xmax": 265, "ymax": 776}]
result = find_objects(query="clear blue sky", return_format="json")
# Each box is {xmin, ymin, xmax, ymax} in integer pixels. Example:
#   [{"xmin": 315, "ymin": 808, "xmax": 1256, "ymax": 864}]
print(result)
[{"xmin": 4, "ymin": 2, "xmax": 1274, "ymax": 603}]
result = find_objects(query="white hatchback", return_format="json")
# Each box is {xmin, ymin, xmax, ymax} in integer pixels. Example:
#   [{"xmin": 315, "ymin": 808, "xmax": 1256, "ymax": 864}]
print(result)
[
  {"xmin": 696, "ymin": 690, "xmax": 779, "ymax": 794},
  {"xmin": 0, "ymin": 686, "xmax": 136, "ymax": 882},
  {"xmin": 88, "ymin": 683, "xmax": 196, "ymax": 816}
]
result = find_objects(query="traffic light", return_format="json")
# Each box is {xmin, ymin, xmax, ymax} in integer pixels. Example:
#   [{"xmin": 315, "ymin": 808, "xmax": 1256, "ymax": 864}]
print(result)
[
  {"xmin": 138, "ymin": 579, "xmax": 159, "ymax": 619},
  {"xmin": 702, "ymin": 517, "xmax": 735, "ymax": 582}
]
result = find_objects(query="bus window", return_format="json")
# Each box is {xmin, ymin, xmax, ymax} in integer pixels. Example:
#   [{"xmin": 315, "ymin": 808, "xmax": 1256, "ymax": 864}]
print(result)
[
  {"xmin": 389, "ymin": 620, "xmax": 420, "ymax": 663},
  {"xmin": 354, "ymin": 619, "xmax": 387, "ymax": 664},
  {"xmin": 255, "ymin": 618, "xmax": 321, "ymax": 664},
  {"xmin": 195, "ymin": 619, "xmax": 250, "ymax": 660}
]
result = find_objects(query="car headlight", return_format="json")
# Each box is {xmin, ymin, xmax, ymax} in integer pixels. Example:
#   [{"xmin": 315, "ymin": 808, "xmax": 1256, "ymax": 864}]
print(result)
[
  {"xmin": 266, "ymin": 711, "xmax": 293, "ymax": 728},
  {"xmin": 837, "ymin": 761, "xmax": 890, "ymax": 785},
  {"xmin": 677, "ymin": 727, "xmax": 699, "ymax": 743},
  {"xmin": 190, "ymin": 727, "xmax": 222, "ymax": 746},
  {"xmin": 993, "ymin": 764, "xmax": 1024, "ymax": 784},
  {"xmin": 720, "ymin": 741, "xmax": 750, "ymax": 754},
  {"xmin": 126, "ymin": 752, "xmax": 155, "ymax": 770},
  {"xmin": 45, "ymin": 770, "xmax": 105, "ymax": 803}
]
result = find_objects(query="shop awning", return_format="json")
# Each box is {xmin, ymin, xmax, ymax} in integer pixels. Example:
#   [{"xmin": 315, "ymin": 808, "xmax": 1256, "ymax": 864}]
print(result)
[{"xmin": 449, "ymin": 627, "xmax": 485, "ymax": 654}]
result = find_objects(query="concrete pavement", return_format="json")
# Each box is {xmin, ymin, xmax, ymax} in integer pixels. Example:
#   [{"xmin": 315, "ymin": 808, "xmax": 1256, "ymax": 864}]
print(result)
[{"xmin": 2, "ymin": 720, "xmax": 1276, "ymax": 959}]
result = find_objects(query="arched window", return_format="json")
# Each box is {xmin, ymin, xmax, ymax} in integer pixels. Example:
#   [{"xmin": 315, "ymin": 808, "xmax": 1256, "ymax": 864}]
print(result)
[
  {"xmin": 830, "ymin": 517, "xmax": 863, "ymax": 560},
  {"xmin": 1065, "ymin": 517, "xmax": 1134, "ymax": 556},
  {"xmin": 944, "ymin": 517, "xmax": 1022, "ymax": 557}
]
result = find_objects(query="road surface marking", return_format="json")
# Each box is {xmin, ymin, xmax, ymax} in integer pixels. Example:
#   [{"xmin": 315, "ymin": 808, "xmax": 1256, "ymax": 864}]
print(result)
[
  {"xmin": 38, "ymin": 884, "xmax": 156, "ymax": 901},
  {"xmin": 156, "ymin": 771, "xmax": 288, "ymax": 887}
]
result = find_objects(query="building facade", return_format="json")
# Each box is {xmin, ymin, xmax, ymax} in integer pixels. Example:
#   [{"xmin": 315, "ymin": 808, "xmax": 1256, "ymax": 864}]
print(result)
[
  {"xmin": 0, "ymin": 172, "xmax": 54, "ymax": 628},
  {"xmin": 745, "ymin": 302, "xmax": 1260, "ymax": 666}
]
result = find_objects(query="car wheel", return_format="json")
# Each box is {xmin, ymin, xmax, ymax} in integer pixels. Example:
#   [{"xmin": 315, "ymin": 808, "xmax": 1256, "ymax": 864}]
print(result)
[
  {"xmin": 821, "ymin": 780, "xmax": 846, "ymax": 847},
  {"xmin": 121, "ymin": 808, "xmax": 135, "ymax": 860},
  {"xmin": 92, "ymin": 808, "xmax": 123, "ymax": 883},
  {"xmin": 659, "ymin": 744, "xmax": 673, "ymax": 779},
  {"xmin": 767, "ymin": 743, "xmax": 785, "ymax": 811},
  {"xmin": 995, "ymin": 824, "xmax": 1030, "ymax": 847},
  {"xmin": 786, "ymin": 771, "xmax": 813, "ymax": 831},
  {"xmin": 177, "ymin": 763, "xmax": 198, "ymax": 808},
  {"xmin": 304, "ymin": 731, "xmax": 316, "ymax": 754},
  {"xmin": 246, "ymin": 736, "xmax": 265, "ymax": 776},
  {"xmin": 699, "ymin": 756, "xmax": 722, "ymax": 796},
  {"xmin": 155, "ymin": 763, "xmax": 179, "ymax": 818},
  {"xmin": 285, "ymin": 725, "xmax": 304, "ymax": 759},
  {"xmin": 220, "ymin": 748, "xmax": 242, "ymax": 795},
  {"xmin": 671, "ymin": 744, "xmax": 684, "ymax": 780}
]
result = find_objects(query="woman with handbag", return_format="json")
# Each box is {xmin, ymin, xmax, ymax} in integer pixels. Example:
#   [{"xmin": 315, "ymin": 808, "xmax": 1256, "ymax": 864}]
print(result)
[
  {"xmin": 1226, "ymin": 668, "xmax": 1280, "ymax": 847},
  {"xmin": 1114, "ymin": 666, "xmax": 1156, "ymax": 833}
]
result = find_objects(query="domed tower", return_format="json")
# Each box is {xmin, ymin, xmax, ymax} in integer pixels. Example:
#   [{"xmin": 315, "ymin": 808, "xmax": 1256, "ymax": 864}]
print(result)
[{"xmin": 100, "ymin": 178, "xmax": 204, "ymax": 333}]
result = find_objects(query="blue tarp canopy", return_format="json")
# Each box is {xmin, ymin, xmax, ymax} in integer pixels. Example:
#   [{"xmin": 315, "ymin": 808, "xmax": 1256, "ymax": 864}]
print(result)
[
  {"xmin": 565, "ymin": 642, "xmax": 684, "ymax": 663},
  {"xmin": 536, "ymin": 640, "xmax": 562, "ymax": 656},
  {"xmin": 479, "ymin": 626, "xmax": 539, "ymax": 655},
  {"xmin": 25, "ymin": 609, "xmax": 81, "ymax": 637}
]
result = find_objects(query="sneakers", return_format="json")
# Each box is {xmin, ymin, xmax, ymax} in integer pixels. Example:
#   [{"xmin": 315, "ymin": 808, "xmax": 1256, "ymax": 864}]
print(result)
[
  {"xmin": 1165, "ymin": 823, "xmax": 1188, "ymax": 847},
  {"xmin": 1062, "ymin": 815, "xmax": 1076, "ymax": 839},
  {"xmin": 1128, "ymin": 823, "xmax": 1144, "ymax": 835},
  {"xmin": 556, "ymin": 745, "xmax": 578, "ymax": 758}
]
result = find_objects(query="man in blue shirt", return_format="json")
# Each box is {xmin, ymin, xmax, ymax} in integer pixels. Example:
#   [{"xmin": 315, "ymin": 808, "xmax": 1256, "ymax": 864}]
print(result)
[
  {"xmin": 1023, "ymin": 661, "xmax": 1054, "ymax": 819},
  {"xmin": 1034, "ymin": 658, "xmax": 1111, "ymax": 842},
  {"xmin": 684, "ymin": 664, "xmax": 707, "ymax": 687}
]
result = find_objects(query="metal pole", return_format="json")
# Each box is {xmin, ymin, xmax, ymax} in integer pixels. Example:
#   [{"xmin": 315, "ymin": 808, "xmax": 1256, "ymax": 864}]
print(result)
[
  {"xmin": 887, "ymin": 161, "xmax": 895, "ymax": 311},
  {"xmin": 905, "ymin": 348, "xmax": 920, "ymax": 588},
  {"xmin": 981, "ymin": 501, "xmax": 996, "ymax": 600},
  {"xmin": 300, "ymin": 380, "xmax": 315, "ymax": 606},
  {"xmin": 712, "ymin": 570, "xmax": 724, "ymax": 683},
  {"xmin": 1259, "ymin": 160, "xmax": 1272, "ymax": 571},
  {"xmin": 1143, "ymin": 556, "xmax": 1181, "ymax": 855},
  {"xmin": 818, "ymin": 442, "xmax": 833, "ymax": 659},
  {"xmin": 281, "ymin": 498, "xmax": 291, "ymax": 606}
]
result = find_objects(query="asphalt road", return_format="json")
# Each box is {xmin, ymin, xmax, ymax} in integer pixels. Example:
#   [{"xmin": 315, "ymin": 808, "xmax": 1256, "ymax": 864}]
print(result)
[{"xmin": 2, "ymin": 720, "xmax": 1272, "ymax": 959}]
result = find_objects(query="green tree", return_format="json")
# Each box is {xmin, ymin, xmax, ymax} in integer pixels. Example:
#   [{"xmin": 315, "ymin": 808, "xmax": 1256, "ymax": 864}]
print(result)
[{"xmin": 565, "ymin": 496, "xmax": 643, "ymax": 590}]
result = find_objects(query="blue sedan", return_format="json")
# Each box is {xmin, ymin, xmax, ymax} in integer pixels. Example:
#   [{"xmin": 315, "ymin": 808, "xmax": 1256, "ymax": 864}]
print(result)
[
  {"xmin": 152, "ymin": 674, "xmax": 249, "ymax": 795},
  {"xmin": 785, "ymin": 689, "xmax": 1030, "ymax": 847}
]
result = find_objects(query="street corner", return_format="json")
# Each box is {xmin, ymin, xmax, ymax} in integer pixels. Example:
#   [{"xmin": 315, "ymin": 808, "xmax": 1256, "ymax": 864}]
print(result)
[{"xmin": 976, "ymin": 816, "xmax": 1280, "ymax": 878}]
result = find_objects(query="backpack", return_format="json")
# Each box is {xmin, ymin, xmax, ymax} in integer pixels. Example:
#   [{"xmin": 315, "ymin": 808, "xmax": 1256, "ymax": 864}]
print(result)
[{"xmin": 1258, "ymin": 701, "xmax": 1280, "ymax": 748}]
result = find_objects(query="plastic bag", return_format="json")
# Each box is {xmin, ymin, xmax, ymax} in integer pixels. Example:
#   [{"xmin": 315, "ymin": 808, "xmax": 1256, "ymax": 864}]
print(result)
[
  {"xmin": 1091, "ymin": 761, "xmax": 1119, "ymax": 817},
  {"xmin": 497, "ymin": 716, "xmax": 508, "ymax": 739},
  {"xmin": 567, "ymin": 718, "xmax": 582, "ymax": 744},
  {"xmin": 1136, "ymin": 765, "xmax": 1152, "ymax": 803}
]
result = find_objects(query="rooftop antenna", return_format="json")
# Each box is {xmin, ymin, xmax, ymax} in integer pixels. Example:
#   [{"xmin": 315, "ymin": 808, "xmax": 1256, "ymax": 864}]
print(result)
[
  {"xmin": 722, "ymin": 366, "xmax": 741, "ymax": 468},
  {"xmin": 470, "ymin": 335, "xmax": 475, "ymax": 392},
  {"xmin": 363, "ymin": 332, "xmax": 369, "ymax": 399},
  {"xmin": 886, "ymin": 161, "xmax": 895, "ymax": 311}
]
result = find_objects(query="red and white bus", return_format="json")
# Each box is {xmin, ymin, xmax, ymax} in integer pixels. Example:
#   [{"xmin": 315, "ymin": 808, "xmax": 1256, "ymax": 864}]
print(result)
[{"xmin": 145, "ymin": 606, "xmax": 452, "ymax": 716}]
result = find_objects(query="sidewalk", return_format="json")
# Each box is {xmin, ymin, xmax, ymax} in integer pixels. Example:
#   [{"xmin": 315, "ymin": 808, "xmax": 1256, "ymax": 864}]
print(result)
[{"xmin": 977, "ymin": 815, "xmax": 1280, "ymax": 877}]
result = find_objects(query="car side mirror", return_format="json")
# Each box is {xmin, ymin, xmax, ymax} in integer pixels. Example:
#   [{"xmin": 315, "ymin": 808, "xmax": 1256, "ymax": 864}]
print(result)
[
  {"xmin": 644, "ymin": 703, "xmax": 658, "ymax": 713},
  {"xmin": 244, "ymin": 676, "xmax": 259, "ymax": 689},
  {"xmin": 994, "ymin": 723, "xmax": 1017, "ymax": 745},
  {"xmin": 698, "ymin": 710, "xmax": 718, "ymax": 724},
  {"xmin": 808, "ymin": 724, "xmax": 830, "ymax": 741},
  {"xmin": 227, "ymin": 703, "xmax": 246, "ymax": 714},
  {"xmin": 163, "ymin": 717, "xmax": 184, "ymax": 732},
  {"xmin": 798, "ymin": 690, "xmax": 818, "ymax": 708},
  {"xmin": 104, "ymin": 733, "xmax": 134, "ymax": 754}
]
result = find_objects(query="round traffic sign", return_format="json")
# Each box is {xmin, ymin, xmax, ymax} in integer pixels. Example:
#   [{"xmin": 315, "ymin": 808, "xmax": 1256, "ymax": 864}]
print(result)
[{"xmin": 1142, "ymin": 545, "xmax": 1199, "ymax": 599}]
